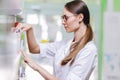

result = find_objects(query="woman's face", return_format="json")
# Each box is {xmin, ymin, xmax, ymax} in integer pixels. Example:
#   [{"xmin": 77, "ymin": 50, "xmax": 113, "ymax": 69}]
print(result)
[{"xmin": 62, "ymin": 8, "xmax": 80, "ymax": 33}]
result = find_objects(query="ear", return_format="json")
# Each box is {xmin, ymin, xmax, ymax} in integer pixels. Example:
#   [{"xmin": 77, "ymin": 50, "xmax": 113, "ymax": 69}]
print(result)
[{"xmin": 78, "ymin": 13, "xmax": 84, "ymax": 22}]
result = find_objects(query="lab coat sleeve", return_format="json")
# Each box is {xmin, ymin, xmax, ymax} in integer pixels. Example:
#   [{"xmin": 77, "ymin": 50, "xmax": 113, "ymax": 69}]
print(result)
[
  {"xmin": 65, "ymin": 47, "xmax": 98, "ymax": 80},
  {"xmin": 39, "ymin": 41, "xmax": 62, "ymax": 58}
]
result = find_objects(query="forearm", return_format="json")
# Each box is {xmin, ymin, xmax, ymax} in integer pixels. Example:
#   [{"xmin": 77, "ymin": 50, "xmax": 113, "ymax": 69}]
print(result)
[
  {"xmin": 35, "ymin": 64, "xmax": 58, "ymax": 80},
  {"xmin": 26, "ymin": 28, "xmax": 40, "ymax": 53},
  {"xmin": 28, "ymin": 58, "xmax": 58, "ymax": 80}
]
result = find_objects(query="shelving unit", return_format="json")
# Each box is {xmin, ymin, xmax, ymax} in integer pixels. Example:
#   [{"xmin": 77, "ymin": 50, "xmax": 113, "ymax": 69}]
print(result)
[{"xmin": 0, "ymin": 0, "xmax": 25, "ymax": 80}]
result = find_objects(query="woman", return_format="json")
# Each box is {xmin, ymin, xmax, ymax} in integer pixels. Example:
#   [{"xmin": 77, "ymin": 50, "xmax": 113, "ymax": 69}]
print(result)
[{"xmin": 17, "ymin": 0, "xmax": 98, "ymax": 80}]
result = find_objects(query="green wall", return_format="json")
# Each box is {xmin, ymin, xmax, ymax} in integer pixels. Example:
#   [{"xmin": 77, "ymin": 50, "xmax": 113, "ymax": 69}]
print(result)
[{"xmin": 114, "ymin": 0, "xmax": 120, "ymax": 11}]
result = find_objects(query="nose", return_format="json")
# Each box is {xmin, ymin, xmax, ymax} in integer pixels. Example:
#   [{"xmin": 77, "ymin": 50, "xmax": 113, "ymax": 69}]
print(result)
[{"xmin": 62, "ymin": 19, "xmax": 66, "ymax": 25}]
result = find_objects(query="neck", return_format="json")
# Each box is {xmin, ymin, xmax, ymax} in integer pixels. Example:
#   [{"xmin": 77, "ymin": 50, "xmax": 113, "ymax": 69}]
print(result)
[{"xmin": 74, "ymin": 23, "xmax": 87, "ymax": 42}]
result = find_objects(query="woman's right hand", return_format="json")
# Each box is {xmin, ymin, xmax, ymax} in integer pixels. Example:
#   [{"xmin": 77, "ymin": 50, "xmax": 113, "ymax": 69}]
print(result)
[
  {"xmin": 15, "ymin": 23, "xmax": 40, "ymax": 53},
  {"xmin": 14, "ymin": 23, "xmax": 32, "ymax": 33}
]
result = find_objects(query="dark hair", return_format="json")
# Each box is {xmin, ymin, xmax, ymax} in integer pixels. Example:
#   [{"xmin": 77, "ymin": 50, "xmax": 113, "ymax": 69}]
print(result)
[
  {"xmin": 65, "ymin": 0, "xmax": 90, "ymax": 25},
  {"xmin": 61, "ymin": 0, "xmax": 93, "ymax": 65}
]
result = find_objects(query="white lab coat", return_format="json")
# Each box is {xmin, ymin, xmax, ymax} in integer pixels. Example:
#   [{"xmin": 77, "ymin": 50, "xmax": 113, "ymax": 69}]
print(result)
[{"xmin": 39, "ymin": 39, "xmax": 98, "ymax": 80}]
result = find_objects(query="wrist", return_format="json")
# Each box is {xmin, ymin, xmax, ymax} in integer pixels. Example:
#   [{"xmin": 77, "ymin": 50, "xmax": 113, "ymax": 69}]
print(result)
[{"xmin": 27, "ymin": 26, "xmax": 33, "ymax": 32}]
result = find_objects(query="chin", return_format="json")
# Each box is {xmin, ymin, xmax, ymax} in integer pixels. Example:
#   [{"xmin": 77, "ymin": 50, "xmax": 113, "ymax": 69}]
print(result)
[{"xmin": 66, "ymin": 30, "xmax": 72, "ymax": 33}]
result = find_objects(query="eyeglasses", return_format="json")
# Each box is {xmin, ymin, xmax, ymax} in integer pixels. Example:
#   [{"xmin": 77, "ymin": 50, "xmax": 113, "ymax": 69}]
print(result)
[{"xmin": 61, "ymin": 15, "xmax": 75, "ymax": 21}]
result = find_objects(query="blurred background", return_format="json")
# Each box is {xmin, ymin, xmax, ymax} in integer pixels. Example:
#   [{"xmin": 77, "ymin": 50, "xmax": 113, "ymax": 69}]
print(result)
[{"xmin": 0, "ymin": 0, "xmax": 120, "ymax": 80}]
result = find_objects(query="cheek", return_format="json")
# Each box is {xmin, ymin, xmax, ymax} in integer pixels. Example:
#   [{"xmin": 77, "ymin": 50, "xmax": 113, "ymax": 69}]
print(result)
[
  {"xmin": 68, "ymin": 20, "xmax": 79, "ymax": 30},
  {"xmin": 68, "ymin": 18, "xmax": 79, "ymax": 26}
]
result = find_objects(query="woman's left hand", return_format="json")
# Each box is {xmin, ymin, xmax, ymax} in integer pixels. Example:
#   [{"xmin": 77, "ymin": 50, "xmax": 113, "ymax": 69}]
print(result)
[
  {"xmin": 20, "ymin": 50, "xmax": 59, "ymax": 80},
  {"xmin": 20, "ymin": 50, "xmax": 38, "ymax": 71}
]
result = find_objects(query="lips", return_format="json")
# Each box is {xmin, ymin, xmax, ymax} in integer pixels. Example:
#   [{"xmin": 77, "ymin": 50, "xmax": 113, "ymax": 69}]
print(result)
[{"xmin": 64, "ymin": 26, "xmax": 68, "ymax": 29}]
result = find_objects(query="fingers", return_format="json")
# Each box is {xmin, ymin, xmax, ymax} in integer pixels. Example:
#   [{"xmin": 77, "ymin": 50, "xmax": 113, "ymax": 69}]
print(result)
[
  {"xmin": 20, "ymin": 49, "xmax": 27, "ymax": 57},
  {"xmin": 15, "ymin": 23, "xmax": 32, "ymax": 33},
  {"xmin": 19, "ymin": 49, "xmax": 24, "ymax": 57},
  {"xmin": 14, "ymin": 23, "xmax": 25, "ymax": 33},
  {"xmin": 13, "ymin": 23, "xmax": 23, "ymax": 33},
  {"xmin": 19, "ymin": 49, "xmax": 29, "ymax": 63}
]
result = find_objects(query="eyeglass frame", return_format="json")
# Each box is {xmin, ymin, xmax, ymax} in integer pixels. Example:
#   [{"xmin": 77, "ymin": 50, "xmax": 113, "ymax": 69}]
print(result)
[{"xmin": 61, "ymin": 14, "xmax": 76, "ymax": 21}]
